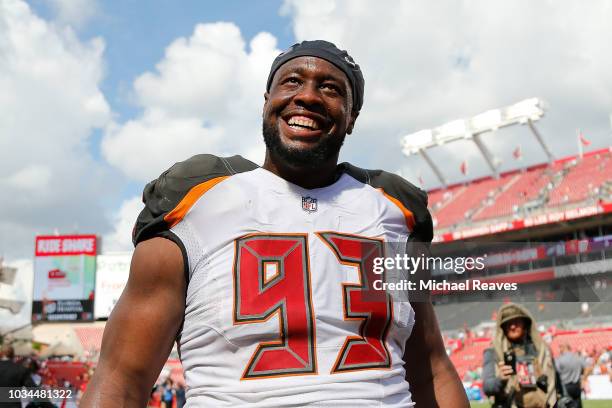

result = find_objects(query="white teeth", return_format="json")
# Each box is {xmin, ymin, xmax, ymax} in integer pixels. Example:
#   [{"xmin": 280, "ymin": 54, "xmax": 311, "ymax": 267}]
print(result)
[{"xmin": 287, "ymin": 116, "xmax": 319, "ymax": 130}]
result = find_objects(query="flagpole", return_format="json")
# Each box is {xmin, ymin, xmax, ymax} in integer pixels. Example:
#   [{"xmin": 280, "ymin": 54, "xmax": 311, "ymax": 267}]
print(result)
[{"xmin": 577, "ymin": 128, "xmax": 583, "ymax": 159}]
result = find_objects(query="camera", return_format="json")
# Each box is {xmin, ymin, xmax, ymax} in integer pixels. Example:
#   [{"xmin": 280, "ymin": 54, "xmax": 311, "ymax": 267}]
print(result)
[{"xmin": 503, "ymin": 350, "xmax": 516, "ymax": 373}]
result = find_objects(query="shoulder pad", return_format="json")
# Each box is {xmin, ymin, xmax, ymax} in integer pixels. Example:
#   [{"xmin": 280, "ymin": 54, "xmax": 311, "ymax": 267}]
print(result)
[
  {"xmin": 339, "ymin": 162, "xmax": 433, "ymax": 243},
  {"xmin": 133, "ymin": 154, "xmax": 258, "ymax": 246}
]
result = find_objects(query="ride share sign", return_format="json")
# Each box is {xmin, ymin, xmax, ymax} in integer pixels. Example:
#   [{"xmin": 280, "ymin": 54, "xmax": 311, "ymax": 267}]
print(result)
[{"xmin": 32, "ymin": 235, "xmax": 97, "ymax": 322}]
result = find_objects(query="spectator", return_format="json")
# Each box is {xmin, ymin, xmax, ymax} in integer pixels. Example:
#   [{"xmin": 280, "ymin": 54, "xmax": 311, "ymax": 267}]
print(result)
[
  {"xmin": 175, "ymin": 384, "xmax": 186, "ymax": 408},
  {"xmin": 482, "ymin": 303, "xmax": 558, "ymax": 408},
  {"xmin": 76, "ymin": 372, "xmax": 91, "ymax": 406},
  {"xmin": 161, "ymin": 379, "xmax": 174, "ymax": 408},
  {"xmin": 556, "ymin": 343, "xmax": 592, "ymax": 408},
  {"xmin": 0, "ymin": 344, "xmax": 37, "ymax": 408},
  {"xmin": 21, "ymin": 357, "xmax": 42, "ymax": 386}
]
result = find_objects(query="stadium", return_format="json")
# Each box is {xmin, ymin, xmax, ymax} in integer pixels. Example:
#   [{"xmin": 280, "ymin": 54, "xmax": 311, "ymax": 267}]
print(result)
[
  {"xmin": 398, "ymin": 99, "xmax": 612, "ymax": 405},
  {"xmin": 431, "ymin": 146, "xmax": 612, "ymax": 402},
  {"xmin": 1, "ymin": 2, "xmax": 612, "ymax": 407}
]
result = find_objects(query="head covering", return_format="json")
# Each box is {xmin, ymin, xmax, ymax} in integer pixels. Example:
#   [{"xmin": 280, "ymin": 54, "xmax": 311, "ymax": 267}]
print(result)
[
  {"xmin": 494, "ymin": 303, "xmax": 540, "ymax": 351},
  {"xmin": 266, "ymin": 40, "xmax": 365, "ymax": 112},
  {"xmin": 498, "ymin": 303, "xmax": 532, "ymax": 327}
]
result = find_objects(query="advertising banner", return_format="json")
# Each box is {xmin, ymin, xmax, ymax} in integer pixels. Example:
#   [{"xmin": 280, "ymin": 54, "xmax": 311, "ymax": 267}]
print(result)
[
  {"xmin": 32, "ymin": 235, "xmax": 97, "ymax": 322},
  {"xmin": 94, "ymin": 252, "xmax": 131, "ymax": 319}
]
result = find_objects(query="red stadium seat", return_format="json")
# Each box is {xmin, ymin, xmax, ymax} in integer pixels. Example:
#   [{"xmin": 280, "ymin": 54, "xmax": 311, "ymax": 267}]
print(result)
[
  {"xmin": 449, "ymin": 338, "xmax": 490, "ymax": 380},
  {"xmin": 429, "ymin": 149, "xmax": 612, "ymax": 231},
  {"xmin": 548, "ymin": 153, "xmax": 612, "ymax": 207}
]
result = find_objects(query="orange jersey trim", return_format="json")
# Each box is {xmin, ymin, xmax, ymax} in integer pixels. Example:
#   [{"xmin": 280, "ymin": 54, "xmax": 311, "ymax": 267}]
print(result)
[
  {"xmin": 164, "ymin": 176, "xmax": 229, "ymax": 228},
  {"xmin": 378, "ymin": 189, "xmax": 416, "ymax": 231}
]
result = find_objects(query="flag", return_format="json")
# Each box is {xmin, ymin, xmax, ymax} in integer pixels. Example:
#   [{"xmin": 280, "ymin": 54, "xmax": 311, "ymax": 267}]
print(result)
[
  {"xmin": 579, "ymin": 131, "xmax": 591, "ymax": 146},
  {"xmin": 513, "ymin": 146, "xmax": 522, "ymax": 160},
  {"xmin": 577, "ymin": 129, "xmax": 590, "ymax": 159},
  {"xmin": 460, "ymin": 160, "xmax": 468, "ymax": 175},
  {"xmin": 418, "ymin": 173, "xmax": 424, "ymax": 187}
]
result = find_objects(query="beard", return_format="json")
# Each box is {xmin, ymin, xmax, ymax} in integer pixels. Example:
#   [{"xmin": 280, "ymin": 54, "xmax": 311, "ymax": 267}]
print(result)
[{"xmin": 262, "ymin": 120, "xmax": 345, "ymax": 169}]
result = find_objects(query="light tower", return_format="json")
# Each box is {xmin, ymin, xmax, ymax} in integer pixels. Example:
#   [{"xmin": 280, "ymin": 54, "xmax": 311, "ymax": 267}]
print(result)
[
  {"xmin": 0, "ymin": 259, "xmax": 23, "ymax": 314},
  {"xmin": 400, "ymin": 98, "xmax": 552, "ymax": 187}
]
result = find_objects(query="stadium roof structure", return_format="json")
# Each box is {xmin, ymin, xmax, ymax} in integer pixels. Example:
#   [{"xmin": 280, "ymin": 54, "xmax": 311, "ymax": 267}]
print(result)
[
  {"xmin": 0, "ymin": 261, "xmax": 23, "ymax": 314},
  {"xmin": 401, "ymin": 98, "xmax": 553, "ymax": 186}
]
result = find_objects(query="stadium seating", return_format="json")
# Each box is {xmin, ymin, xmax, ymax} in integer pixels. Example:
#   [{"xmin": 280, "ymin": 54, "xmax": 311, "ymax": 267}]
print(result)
[
  {"xmin": 473, "ymin": 166, "xmax": 551, "ymax": 221},
  {"xmin": 447, "ymin": 328, "xmax": 612, "ymax": 380},
  {"xmin": 42, "ymin": 361, "xmax": 89, "ymax": 387},
  {"xmin": 74, "ymin": 327, "xmax": 105, "ymax": 353},
  {"xmin": 433, "ymin": 177, "xmax": 510, "ymax": 228},
  {"xmin": 428, "ymin": 185, "xmax": 465, "ymax": 212},
  {"xmin": 429, "ymin": 149, "xmax": 612, "ymax": 229},
  {"xmin": 435, "ymin": 301, "xmax": 503, "ymax": 330},
  {"xmin": 548, "ymin": 153, "xmax": 612, "ymax": 206},
  {"xmin": 550, "ymin": 328, "xmax": 612, "ymax": 355},
  {"xmin": 436, "ymin": 301, "xmax": 612, "ymax": 332},
  {"xmin": 449, "ymin": 338, "xmax": 490, "ymax": 380}
]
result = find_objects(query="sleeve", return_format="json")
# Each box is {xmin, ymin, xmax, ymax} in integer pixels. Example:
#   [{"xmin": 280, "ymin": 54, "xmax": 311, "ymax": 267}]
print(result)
[
  {"xmin": 582, "ymin": 356, "xmax": 589, "ymax": 371},
  {"xmin": 132, "ymin": 154, "xmax": 257, "ymax": 246},
  {"xmin": 406, "ymin": 186, "xmax": 434, "ymax": 245},
  {"xmin": 373, "ymin": 170, "xmax": 433, "ymax": 243},
  {"xmin": 339, "ymin": 163, "xmax": 434, "ymax": 244},
  {"xmin": 482, "ymin": 347, "xmax": 506, "ymax": 397}
]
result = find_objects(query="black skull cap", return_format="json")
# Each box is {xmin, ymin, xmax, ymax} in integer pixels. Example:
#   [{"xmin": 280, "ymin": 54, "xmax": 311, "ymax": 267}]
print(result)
[{"xmin": 266, "ymin": 40, "xmax": 364, "ymax": 112}]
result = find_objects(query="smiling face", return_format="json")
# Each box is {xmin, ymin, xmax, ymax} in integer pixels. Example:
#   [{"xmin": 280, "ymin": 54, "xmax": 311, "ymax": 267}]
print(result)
[{"xmin": 262, "ymin": 56, "xmax": 358, "ymax": 169}]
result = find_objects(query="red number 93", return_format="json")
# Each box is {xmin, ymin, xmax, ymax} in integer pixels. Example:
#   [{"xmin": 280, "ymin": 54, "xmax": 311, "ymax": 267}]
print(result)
[{"xmin": 232, "ymin": 232, "xmax": 392, "ymax": 380}]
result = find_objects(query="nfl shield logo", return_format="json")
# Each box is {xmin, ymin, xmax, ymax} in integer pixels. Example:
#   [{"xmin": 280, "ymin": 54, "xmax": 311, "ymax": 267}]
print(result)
[{"xmin": 302, "ymin": 196, "xmax": 318, "ymax": 213}]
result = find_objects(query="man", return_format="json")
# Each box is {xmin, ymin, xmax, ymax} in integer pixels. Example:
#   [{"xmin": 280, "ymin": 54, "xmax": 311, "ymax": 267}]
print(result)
[
  {"xmin": 175, "ymin": 383, "xmax": 186, "ymax": 408},
  {"xmin": 483, "ymin": 303, "xmax": 558, "ymax": 408},
  {"xmin": 82, "ymin": 40, "xmax": 467, "ymax": 407},
  {"xmin": 160, "ymin": 379, "xmax": 174, "ymax": 408},
  {"xmin": 0, "ymin": 344, "xmax": 37, "ymax": 408},
  {"xmin": 556, "ymin": 343, "xmax": 591, "ymax": 408}
]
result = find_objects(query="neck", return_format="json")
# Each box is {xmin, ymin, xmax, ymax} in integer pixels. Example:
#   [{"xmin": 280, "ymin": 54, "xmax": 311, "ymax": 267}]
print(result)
[{"xmin": 262, "ymin": 152, "xmax": 339, "ymax": 189}]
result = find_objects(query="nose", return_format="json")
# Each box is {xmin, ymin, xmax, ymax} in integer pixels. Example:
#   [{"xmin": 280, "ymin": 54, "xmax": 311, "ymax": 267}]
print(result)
[{"xmin": 293, "ymin": 80, "xmax": 324, "ymax": 108}]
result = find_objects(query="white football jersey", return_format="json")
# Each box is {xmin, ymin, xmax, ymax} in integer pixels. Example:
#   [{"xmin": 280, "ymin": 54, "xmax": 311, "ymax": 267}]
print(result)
[{"xmin": 134, "ymin": 155, "xmax": 434, "ymax": 407}]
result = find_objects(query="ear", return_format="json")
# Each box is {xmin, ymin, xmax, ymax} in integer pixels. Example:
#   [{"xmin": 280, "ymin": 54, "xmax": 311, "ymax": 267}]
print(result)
[
  {"xmin": 262, "ymin": 92, "xmax": 270, "ymax": 116},
  {"xmin": 346, "ymin": 110, "xmax": 359, "ymax": 135}
]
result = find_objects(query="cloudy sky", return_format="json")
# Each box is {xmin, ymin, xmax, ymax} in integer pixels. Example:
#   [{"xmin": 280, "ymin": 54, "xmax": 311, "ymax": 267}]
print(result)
[{"xmin": 1, "ymin": 0, "xmax": 611, "ymax": 263}]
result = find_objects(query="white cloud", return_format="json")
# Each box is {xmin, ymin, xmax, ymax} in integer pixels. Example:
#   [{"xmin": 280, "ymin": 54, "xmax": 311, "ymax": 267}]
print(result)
[
  {"xmin": 281, "ymin": 0, "xmax": 612, "ymax": 187},
  {"xmin": 48, "ymin": 0, "xmax": 99, "ymax": 28},
  {"xmin": 5, "ymin": 165, "xmax": 52, "ymax": 190},
  {"xmin": 0, "ymin": 0, "xmax": 113, "ymax": 259},
  {"xmin": 103, "ymin": 110, "xmax": 224, "ymax": 182},
  {"xmin": 102, "ymin": 196, "xmax": 143, "ymax": 252},
  {"xmin": 103, "ymin": 22, "xmax": 280, "ymax": 182}
]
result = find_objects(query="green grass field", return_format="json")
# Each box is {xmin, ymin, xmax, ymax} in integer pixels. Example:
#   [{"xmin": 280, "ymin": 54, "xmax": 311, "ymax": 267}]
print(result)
[{"xmin": 470, "ymin": 401, "xmax": 611, "ymax": 408}]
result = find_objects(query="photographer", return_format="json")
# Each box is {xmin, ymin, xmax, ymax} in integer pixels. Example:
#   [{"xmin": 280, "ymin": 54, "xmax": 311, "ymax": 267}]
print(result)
[{"xmin": 483, "ymin": 303, "xmax": 558, "ymax": 408}]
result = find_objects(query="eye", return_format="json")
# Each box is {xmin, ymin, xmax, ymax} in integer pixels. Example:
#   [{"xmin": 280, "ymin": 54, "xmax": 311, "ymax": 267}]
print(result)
[
  {"xmin": 283, "ymin": 77, "xmax": 301, "ymax": 85},
  {"xmin": 321, "ymin": 83, "xmax": 341, "ymax": 94}
]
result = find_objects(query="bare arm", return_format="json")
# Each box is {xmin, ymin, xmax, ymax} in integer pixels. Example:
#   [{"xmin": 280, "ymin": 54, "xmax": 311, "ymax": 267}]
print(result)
[
  {"xmin": 81, "ymin": 237, "xmax": 186, "ymax": 407},
  {"xmin": 582, "ymin": 361, "xmax": 593, "ymax": 389},
  {"xmin": 403, "ymin": 300, "xmax": 469, "ymax": 408}
]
